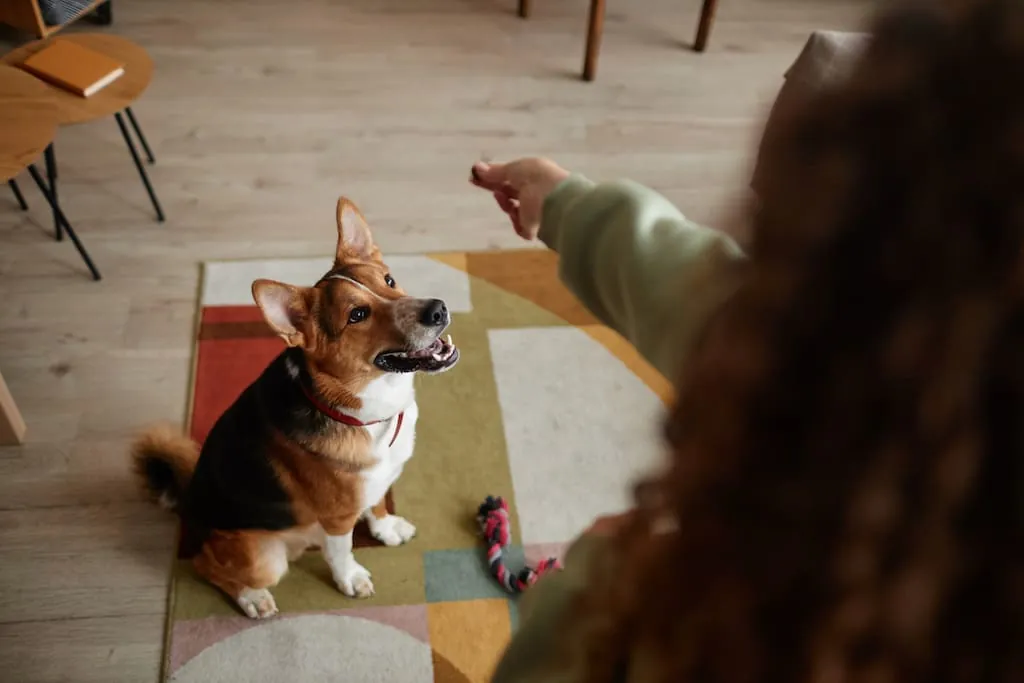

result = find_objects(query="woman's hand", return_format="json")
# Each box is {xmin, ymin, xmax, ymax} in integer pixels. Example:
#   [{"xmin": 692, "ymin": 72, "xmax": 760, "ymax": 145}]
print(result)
[{"xmin": 470, "ymin": 158, "xmax": 570, "ymax": 240}]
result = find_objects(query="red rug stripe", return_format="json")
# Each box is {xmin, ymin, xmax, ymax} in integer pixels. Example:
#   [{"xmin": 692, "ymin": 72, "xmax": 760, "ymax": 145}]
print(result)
[{"xmin": 201, "ymin": 305, "xmax": 268, "ymax": 324}]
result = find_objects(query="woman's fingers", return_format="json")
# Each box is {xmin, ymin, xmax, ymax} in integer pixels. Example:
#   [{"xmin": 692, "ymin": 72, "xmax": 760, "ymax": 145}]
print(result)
[
  {"xmin": 473, "ymin": 157, "xmax": 565, "ymax": 240},
  {"xmin": 493, "ymin": 191, "xmax": 525, "ymax": 236},
  {"xmin": 493, "ymin": 190, "xmax": 517, "ymax": 216},
  {"xmin": 471, "ymin": 162, "xmax": 512, "ymax": 192}
]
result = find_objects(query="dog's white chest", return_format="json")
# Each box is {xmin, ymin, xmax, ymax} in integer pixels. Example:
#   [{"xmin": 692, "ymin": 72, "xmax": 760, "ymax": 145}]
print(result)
[{"xmin": 360, "ymin": 401, "xmax": 419, "ymax": 509}]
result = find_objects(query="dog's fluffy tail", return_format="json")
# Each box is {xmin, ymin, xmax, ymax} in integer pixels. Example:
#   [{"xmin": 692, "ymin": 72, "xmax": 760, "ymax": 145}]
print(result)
[{"xmin": 131, "ymin": 424, "xmax": 199, "ymax": 511}]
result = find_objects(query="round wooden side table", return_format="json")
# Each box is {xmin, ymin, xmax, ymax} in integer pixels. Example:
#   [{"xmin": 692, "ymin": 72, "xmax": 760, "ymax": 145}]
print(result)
[
  {"xmin": 0, "ymin": 66, "xmax": 101, "ymax": 280},
  {"xmin": 3, "ymin": 33, "xmax": 165, "ymax": 225}
]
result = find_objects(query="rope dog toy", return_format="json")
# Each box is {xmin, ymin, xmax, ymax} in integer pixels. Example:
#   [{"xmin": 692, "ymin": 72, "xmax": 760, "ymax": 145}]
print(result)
[{"xmin": 477, "ymin": 495, "xmax": 562, "ymax": 594}]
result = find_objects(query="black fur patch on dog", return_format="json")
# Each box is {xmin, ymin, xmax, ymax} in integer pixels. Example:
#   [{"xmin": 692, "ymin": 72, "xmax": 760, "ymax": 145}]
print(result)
[
  {"xmin": 141, "ymin": 456, "xmax": 180, "ymax": 502},
  {"xmin": 180, "ymin": 349, "xmax": 312, "ymax": 536}
]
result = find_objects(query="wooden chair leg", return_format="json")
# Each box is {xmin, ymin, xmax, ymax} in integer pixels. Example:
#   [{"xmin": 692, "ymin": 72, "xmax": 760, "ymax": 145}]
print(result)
[
  {"xmin": 694, "ymin": 0, "xmax": 719, "ymax": 52},
  {"xmin": 518, "ymin": 0, "xmax": 531, "ymax": 19},
  {"xmin": 0, "ymin": 369, "xmax": 27, "ymax": 446},
  {"xmin": 583, "ymin": 0, "xmax": 606, "ymax": 81}
]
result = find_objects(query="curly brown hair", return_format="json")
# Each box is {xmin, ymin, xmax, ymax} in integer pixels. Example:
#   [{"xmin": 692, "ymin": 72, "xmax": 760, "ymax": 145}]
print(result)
[{"xmin": 580, "ymin": 1, "xmax": 1024, "ymax": 682}]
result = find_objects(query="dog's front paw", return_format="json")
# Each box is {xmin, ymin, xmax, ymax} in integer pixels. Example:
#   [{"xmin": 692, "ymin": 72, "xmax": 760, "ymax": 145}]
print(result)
[
  {"xmin": 369, "ymin": 514, "xmax": 417, "ymax": 547},
  {"xmin": 335, "ymin": 562, "xmax": 375, "ymax": 599},
  {"xmin": 237, "ymin": 588, "xmax": 279, "ymax": 619}
]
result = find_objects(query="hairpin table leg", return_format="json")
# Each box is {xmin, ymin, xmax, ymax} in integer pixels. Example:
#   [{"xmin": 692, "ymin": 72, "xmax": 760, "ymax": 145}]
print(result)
[
  {"xmin": 125, "ymin": 107, "xmax": 155, "ymax": 164},
  {"xmin": 114, "ymin": 111, "xmax": 164, "ymax": 222},
  {"xmin": 45, "ymin": 144, "xmax": 61, "ymax": 241},
  {"xmin": 27, "ymin": 164, "xmax": 102, "ymax": 281},
  {"xmin": 8, "ymin": 180, "xmax": 28, "ymax": 211},
  {"xmin": 92, "ymin": 0, "xmax": 112, "ymax": 25}
]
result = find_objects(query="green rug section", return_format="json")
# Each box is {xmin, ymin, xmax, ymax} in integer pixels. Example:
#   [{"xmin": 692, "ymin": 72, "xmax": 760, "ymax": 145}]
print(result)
[
  {"xmin": 403, "ymin": 313, "xmax": 519, "ymax": 551},
  {"xmin": 172, "ymin": 545, "xmax": 425, "ymax": 620}
]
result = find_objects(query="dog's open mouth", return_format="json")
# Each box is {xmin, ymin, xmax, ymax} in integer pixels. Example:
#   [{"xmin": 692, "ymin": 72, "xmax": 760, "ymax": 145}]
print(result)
[{"xmin": 374, "ymin": 334, "xmax": 459, "ymax": 374}]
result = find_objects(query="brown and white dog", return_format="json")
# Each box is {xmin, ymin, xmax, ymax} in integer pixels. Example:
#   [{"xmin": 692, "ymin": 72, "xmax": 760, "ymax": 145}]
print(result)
[{"xmin": 132, "ymin": 198, "xmax": 459, "ymax": 619}]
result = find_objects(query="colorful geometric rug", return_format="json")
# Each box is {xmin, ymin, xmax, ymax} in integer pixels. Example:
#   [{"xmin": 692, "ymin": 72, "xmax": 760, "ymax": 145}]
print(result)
[{"xmin": 164, "ymin": 250, "xmax": 670, "ymax": 683}]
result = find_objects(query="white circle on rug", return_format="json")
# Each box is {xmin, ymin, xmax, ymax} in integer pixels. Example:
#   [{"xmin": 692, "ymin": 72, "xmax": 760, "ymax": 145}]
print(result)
[{"xmin": 170, "ymin": 614, "xmax": 434, "ymax": 683}]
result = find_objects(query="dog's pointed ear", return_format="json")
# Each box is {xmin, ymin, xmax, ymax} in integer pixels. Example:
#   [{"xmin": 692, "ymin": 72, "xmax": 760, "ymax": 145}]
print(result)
[
  {"xmin": 335, "ymin": 197, "xmax": 379, "ymax": 263},
  {"xmin": 252, "ymin": 279, "xmax": 309, "ymax": 347}
]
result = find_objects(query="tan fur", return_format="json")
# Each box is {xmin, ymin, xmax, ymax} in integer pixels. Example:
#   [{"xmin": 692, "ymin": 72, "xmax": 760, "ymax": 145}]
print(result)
[
  {"xmin": 369, "ymin": 497, "xmax": 389, "ymax": 520},
  {"xmin": 268, "ymin": 430, "xmax": 371, "ymax": 530},
  {"xmin": 252, "ymin": 200, "xmax": 418, "ymax": 414},
  {"xmin": 336, "ymin": 198, "xmax": 383, "ymax": 264},
  {"xmin": 281, "ymin": 524, "xmax": 325, "ymax": 561},
  {"xmin": 190, "ymin": 430, "xmax": 373, "ymax": 597},
  {"xmin": 301, "ymin": 270, "xmax": 409, "ymax": 412},
  {"xmin": 291, "ymin": 421, "xmax": 377, "ymax": 471},
  {"xmin": 193, "ymin": 529, "xmax": 289, "ymax": 599}
]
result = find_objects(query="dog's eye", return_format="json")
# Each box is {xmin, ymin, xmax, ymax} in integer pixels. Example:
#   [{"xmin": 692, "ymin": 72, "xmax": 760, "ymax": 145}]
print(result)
[
  {"xmin": 348, "ymin": 306, "xmax": 370, "ymax": 324},
  {"xmin": 384, "ymin": 274, "xmax": 395, "ymax": 288}
]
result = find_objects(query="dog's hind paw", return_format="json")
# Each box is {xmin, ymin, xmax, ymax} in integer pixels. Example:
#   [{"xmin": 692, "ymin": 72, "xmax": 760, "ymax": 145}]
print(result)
[
  {"xmin": 237, "ymin": 588, "xmax": 279, "ymax": 619},
  {"xmin": 369, "ymin": 514, "xmax": 417, "ymax": 547}
]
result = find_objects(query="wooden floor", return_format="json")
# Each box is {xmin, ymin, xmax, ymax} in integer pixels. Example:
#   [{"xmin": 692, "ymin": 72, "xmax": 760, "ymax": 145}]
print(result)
[{"xmin": 0, "ymin": 0, "xmax": 866, "ymax": 680}]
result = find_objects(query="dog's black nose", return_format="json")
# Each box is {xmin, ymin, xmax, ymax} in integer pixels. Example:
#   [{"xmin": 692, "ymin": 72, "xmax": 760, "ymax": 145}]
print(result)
[{"xmin": 420, "ymin": 299, "xmax": 448, "ymax": 327}]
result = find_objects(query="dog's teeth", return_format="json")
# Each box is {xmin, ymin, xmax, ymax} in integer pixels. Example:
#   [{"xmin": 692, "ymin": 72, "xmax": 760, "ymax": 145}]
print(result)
[{"xmin": 445, "ymin": 334, "xmax": 452, "ymax": 346}]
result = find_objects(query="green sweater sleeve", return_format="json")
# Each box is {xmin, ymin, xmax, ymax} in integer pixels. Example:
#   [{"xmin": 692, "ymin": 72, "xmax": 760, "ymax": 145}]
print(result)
[
  {"xmin": 490, "ymin": 177, "xmax": 748, "ymax": 683},
  {"xmin": 540, "ymin": 174, "xmax": 747, "ymax": 380},
  {"xmin": 492, "ymin": 534, "xmax": 609, "ymax": 683}
]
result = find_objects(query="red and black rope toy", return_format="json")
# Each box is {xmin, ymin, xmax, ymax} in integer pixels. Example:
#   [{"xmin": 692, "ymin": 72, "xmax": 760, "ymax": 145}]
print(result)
[{"xmin": 477, "ymin": 496, "xmax": 561, "ymax": 594}]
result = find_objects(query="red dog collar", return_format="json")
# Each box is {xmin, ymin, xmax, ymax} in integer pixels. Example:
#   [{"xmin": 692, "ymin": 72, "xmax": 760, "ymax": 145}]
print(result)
[{"xmin": 301, "ymin": 384, "xmax": 404, "ymax": 447}]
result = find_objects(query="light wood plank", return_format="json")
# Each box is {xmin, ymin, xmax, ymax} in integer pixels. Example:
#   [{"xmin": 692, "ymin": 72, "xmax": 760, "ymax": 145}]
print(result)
[
  {"xmin": 0, "ymin": 614, "xmax": 165, "ymax": 683},
  {"xmin": 0, "ymin": 504, "xmax": 176, "ymax": 623}
]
